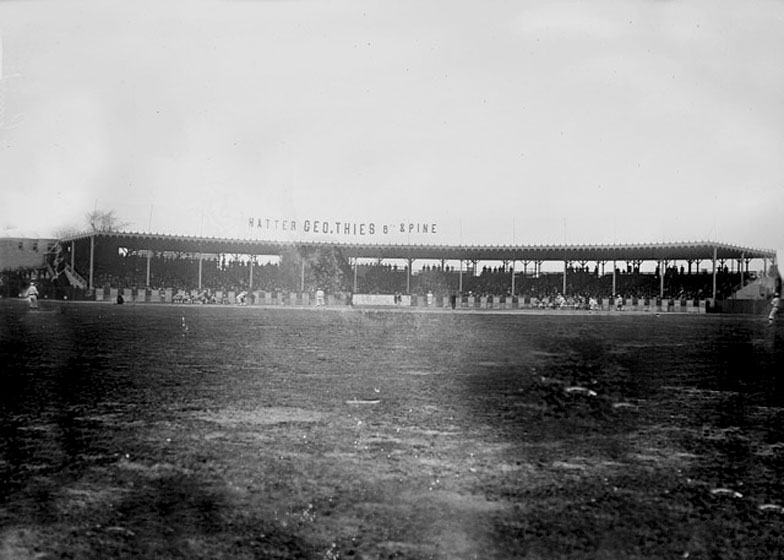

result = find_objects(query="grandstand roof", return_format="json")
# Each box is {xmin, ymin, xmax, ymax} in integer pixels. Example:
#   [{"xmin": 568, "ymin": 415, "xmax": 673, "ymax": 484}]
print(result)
[{"xmin": 61, "ymin": 231, "xmax": 776, "ymax": 263}]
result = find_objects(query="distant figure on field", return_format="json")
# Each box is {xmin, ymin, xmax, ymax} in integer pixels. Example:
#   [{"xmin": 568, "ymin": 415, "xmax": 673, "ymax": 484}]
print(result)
[
  {"xmin": 316, "ymin": 288, "xmax": 325, "ymax": 307},
  {"xmin": 25, "ymin": 282, "xmax": 39, "ymax": 310},
  {"xmin": 426, "ymin": 291, "xmax": 434, "ymax": 307},
  {"xmin": 615, "ymin": 294, "xmax": 624, "ymax": 311},
  {"xmin": 236, "ymin": 291, "xmax": 248, "ymax": 305},
  {"xmin": 769, "ymin": 293, "xmax": 780, "ymax": 325},
  {"xmin": 116, "ymin": 292, "xmax": 124, "ymax": 305}
]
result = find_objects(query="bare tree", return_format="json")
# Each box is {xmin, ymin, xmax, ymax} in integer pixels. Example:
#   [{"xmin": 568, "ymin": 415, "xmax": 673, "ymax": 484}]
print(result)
[
  {"xmin": 278, "ymin": 245, "xmax": 351, "ymax": 293},
  {"xmin": 52, "ymin": 224, "xmax": 83, "ymax": 239},
  {"xmin": 52, "ymin": 209, "xmax": 130, "ymax": 239},
  {"xmin": 85, "ymin": 209, "xmax": 129, "ymax": 233}
]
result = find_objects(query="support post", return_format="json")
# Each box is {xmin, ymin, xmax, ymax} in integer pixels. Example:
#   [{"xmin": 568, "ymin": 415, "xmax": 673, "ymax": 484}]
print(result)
[
  {"xmin": 741, "ymin": 252, "xmax": 746, "ymax": 285},
  {"xmin": 146, "ymin": 251, "xmax": 151, "ymax": 287},
  {"xmin": 562, "ymin": 261, "xmax": 567, "ymax": 295},
  {"xmin": 300, "ymin": 259, "xmax": 305, "ymax": 292},
  {"xmin": 198, "ymin": 253, "xmax": 203, "ymax": 291},
  {"xmin": 249, "ymin": 256, "xmax": 254, "ymax": 291},
  {"xmin": 89, "ymin": 235, "xmax": 95, "ymax": 290},
  {"xmin": 71, "ymin": 241, "xmax": 75, "ymax": 270},
  {"xmin": 612, "ymin": 259, "xmax": 616, "ymax": 297},
  {"xmin": 406, "ymin": 258, "xmax": 413, "ymax": 294},
  {"xmin": 459, "ymin": 260, "xmax": 463, "ymax": 293},
  {"xmin": 659, "ymin": 261, "xmax": 665, "ymax": 299},
  {"xmin": 353, "ymin": 258, "xmax": 358, "ymax": 293},
  {"xmin": 510, "ymin": 260, "xmax": 515, "ymax": 295},
  {"xmin": 711, "ymin": 246, "xmax": 718, "ymax": 302}
]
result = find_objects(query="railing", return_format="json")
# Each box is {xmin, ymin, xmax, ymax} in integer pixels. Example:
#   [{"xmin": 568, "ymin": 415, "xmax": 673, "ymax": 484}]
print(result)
[{"xmin": 64, "ymin": 265, "xmax": 88, "ymax": 289}]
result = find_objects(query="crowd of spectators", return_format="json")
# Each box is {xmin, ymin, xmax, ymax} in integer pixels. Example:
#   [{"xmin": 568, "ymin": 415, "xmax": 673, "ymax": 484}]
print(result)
[
  {"xmin": 92, "ymin": 254, "xmax": 291, "ymax": 295},
  {"xmin": 78, "ymin": 252, "xmax": 754, "ymax": 303},
  {"xmin": 357, "ymin": 262, "xmax": 751, "ymax": 302}
]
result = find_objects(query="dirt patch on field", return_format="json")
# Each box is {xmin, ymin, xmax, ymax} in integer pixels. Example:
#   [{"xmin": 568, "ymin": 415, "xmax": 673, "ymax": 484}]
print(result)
[{"xmin": 195, "ymin": 406, "xmax": 328, "ymax": 427}]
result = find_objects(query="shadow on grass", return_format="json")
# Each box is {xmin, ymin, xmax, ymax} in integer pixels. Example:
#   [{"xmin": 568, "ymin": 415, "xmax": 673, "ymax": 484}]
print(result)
[{"xmin": 3, "ymin": 467, "xmax": 319, "ymax": 560}]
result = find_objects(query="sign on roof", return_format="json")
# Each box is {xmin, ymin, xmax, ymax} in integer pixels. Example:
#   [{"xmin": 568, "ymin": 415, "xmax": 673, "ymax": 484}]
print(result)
[{"xmin": 246, "ymin": 217, "xmax": 439, "ymax": 240}]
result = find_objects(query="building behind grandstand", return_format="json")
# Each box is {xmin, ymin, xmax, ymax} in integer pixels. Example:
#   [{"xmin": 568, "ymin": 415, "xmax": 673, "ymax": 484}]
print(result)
[{"xmin": 0, "ymin": 229, "xmax": 56, "ymax": 297}]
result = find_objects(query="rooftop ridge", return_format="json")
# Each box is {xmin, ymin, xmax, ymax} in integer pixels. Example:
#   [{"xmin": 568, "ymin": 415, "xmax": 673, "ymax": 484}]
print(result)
[{"xmin": 54, "ymin": 230, "xmax": 776, "ymax": 260}]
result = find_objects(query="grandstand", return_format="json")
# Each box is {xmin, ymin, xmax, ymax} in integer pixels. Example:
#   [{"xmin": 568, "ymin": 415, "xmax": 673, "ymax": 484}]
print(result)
[{"xmin": 2, "ymin": 229, "xmax": 775, "ymax": 313}]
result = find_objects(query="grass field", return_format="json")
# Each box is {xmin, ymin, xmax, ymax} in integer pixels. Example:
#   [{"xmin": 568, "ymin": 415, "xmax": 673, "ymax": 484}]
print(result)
[{"xmin": 2, "ymin": 300, "xmax": 784, "ymax": 559}]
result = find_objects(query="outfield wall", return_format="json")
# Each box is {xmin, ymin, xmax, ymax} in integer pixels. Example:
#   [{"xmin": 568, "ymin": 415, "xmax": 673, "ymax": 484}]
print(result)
[
  {"xmin": 352, "ymin": 294, "xmax": 412, "ymax": 307},
  {"xmin": 91, "ymin": 287, "xmax": 709, "ymax": 313},
  {"xmin": 711, "ymin": 299, "xmax": 771, "ymax": 315}
]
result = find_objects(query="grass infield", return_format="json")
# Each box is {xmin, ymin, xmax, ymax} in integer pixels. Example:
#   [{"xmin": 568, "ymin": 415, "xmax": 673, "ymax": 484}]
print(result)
[{"xmin": 1, "ymin": 300, "xmax": 783, "ymax": 559}]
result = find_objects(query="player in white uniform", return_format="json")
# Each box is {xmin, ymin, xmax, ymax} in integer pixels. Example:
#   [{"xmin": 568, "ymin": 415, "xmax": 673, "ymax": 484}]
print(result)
[
  {"xmin": 769, "ymin": 293, "xmax": 780, "ymax": 325},
  {"xmin": 25, "ymin": 282, "xmax": 39, "ymax": 310},
  {"xmin": 771, "ymin": 249, "xmax": 784, "ymax": 325}
]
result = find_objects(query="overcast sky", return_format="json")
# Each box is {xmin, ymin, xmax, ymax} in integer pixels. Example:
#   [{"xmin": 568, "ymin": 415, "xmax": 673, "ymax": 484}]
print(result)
[{"xmin": 1, "ymin": 0, "xmax": 783, "ymax": 249}]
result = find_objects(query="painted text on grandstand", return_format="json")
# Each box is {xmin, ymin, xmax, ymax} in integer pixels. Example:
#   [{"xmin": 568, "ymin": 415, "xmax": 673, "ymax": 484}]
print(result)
[{"xmin": 247, "ymin": 218, "xmax": 438, "ymax": 236}]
